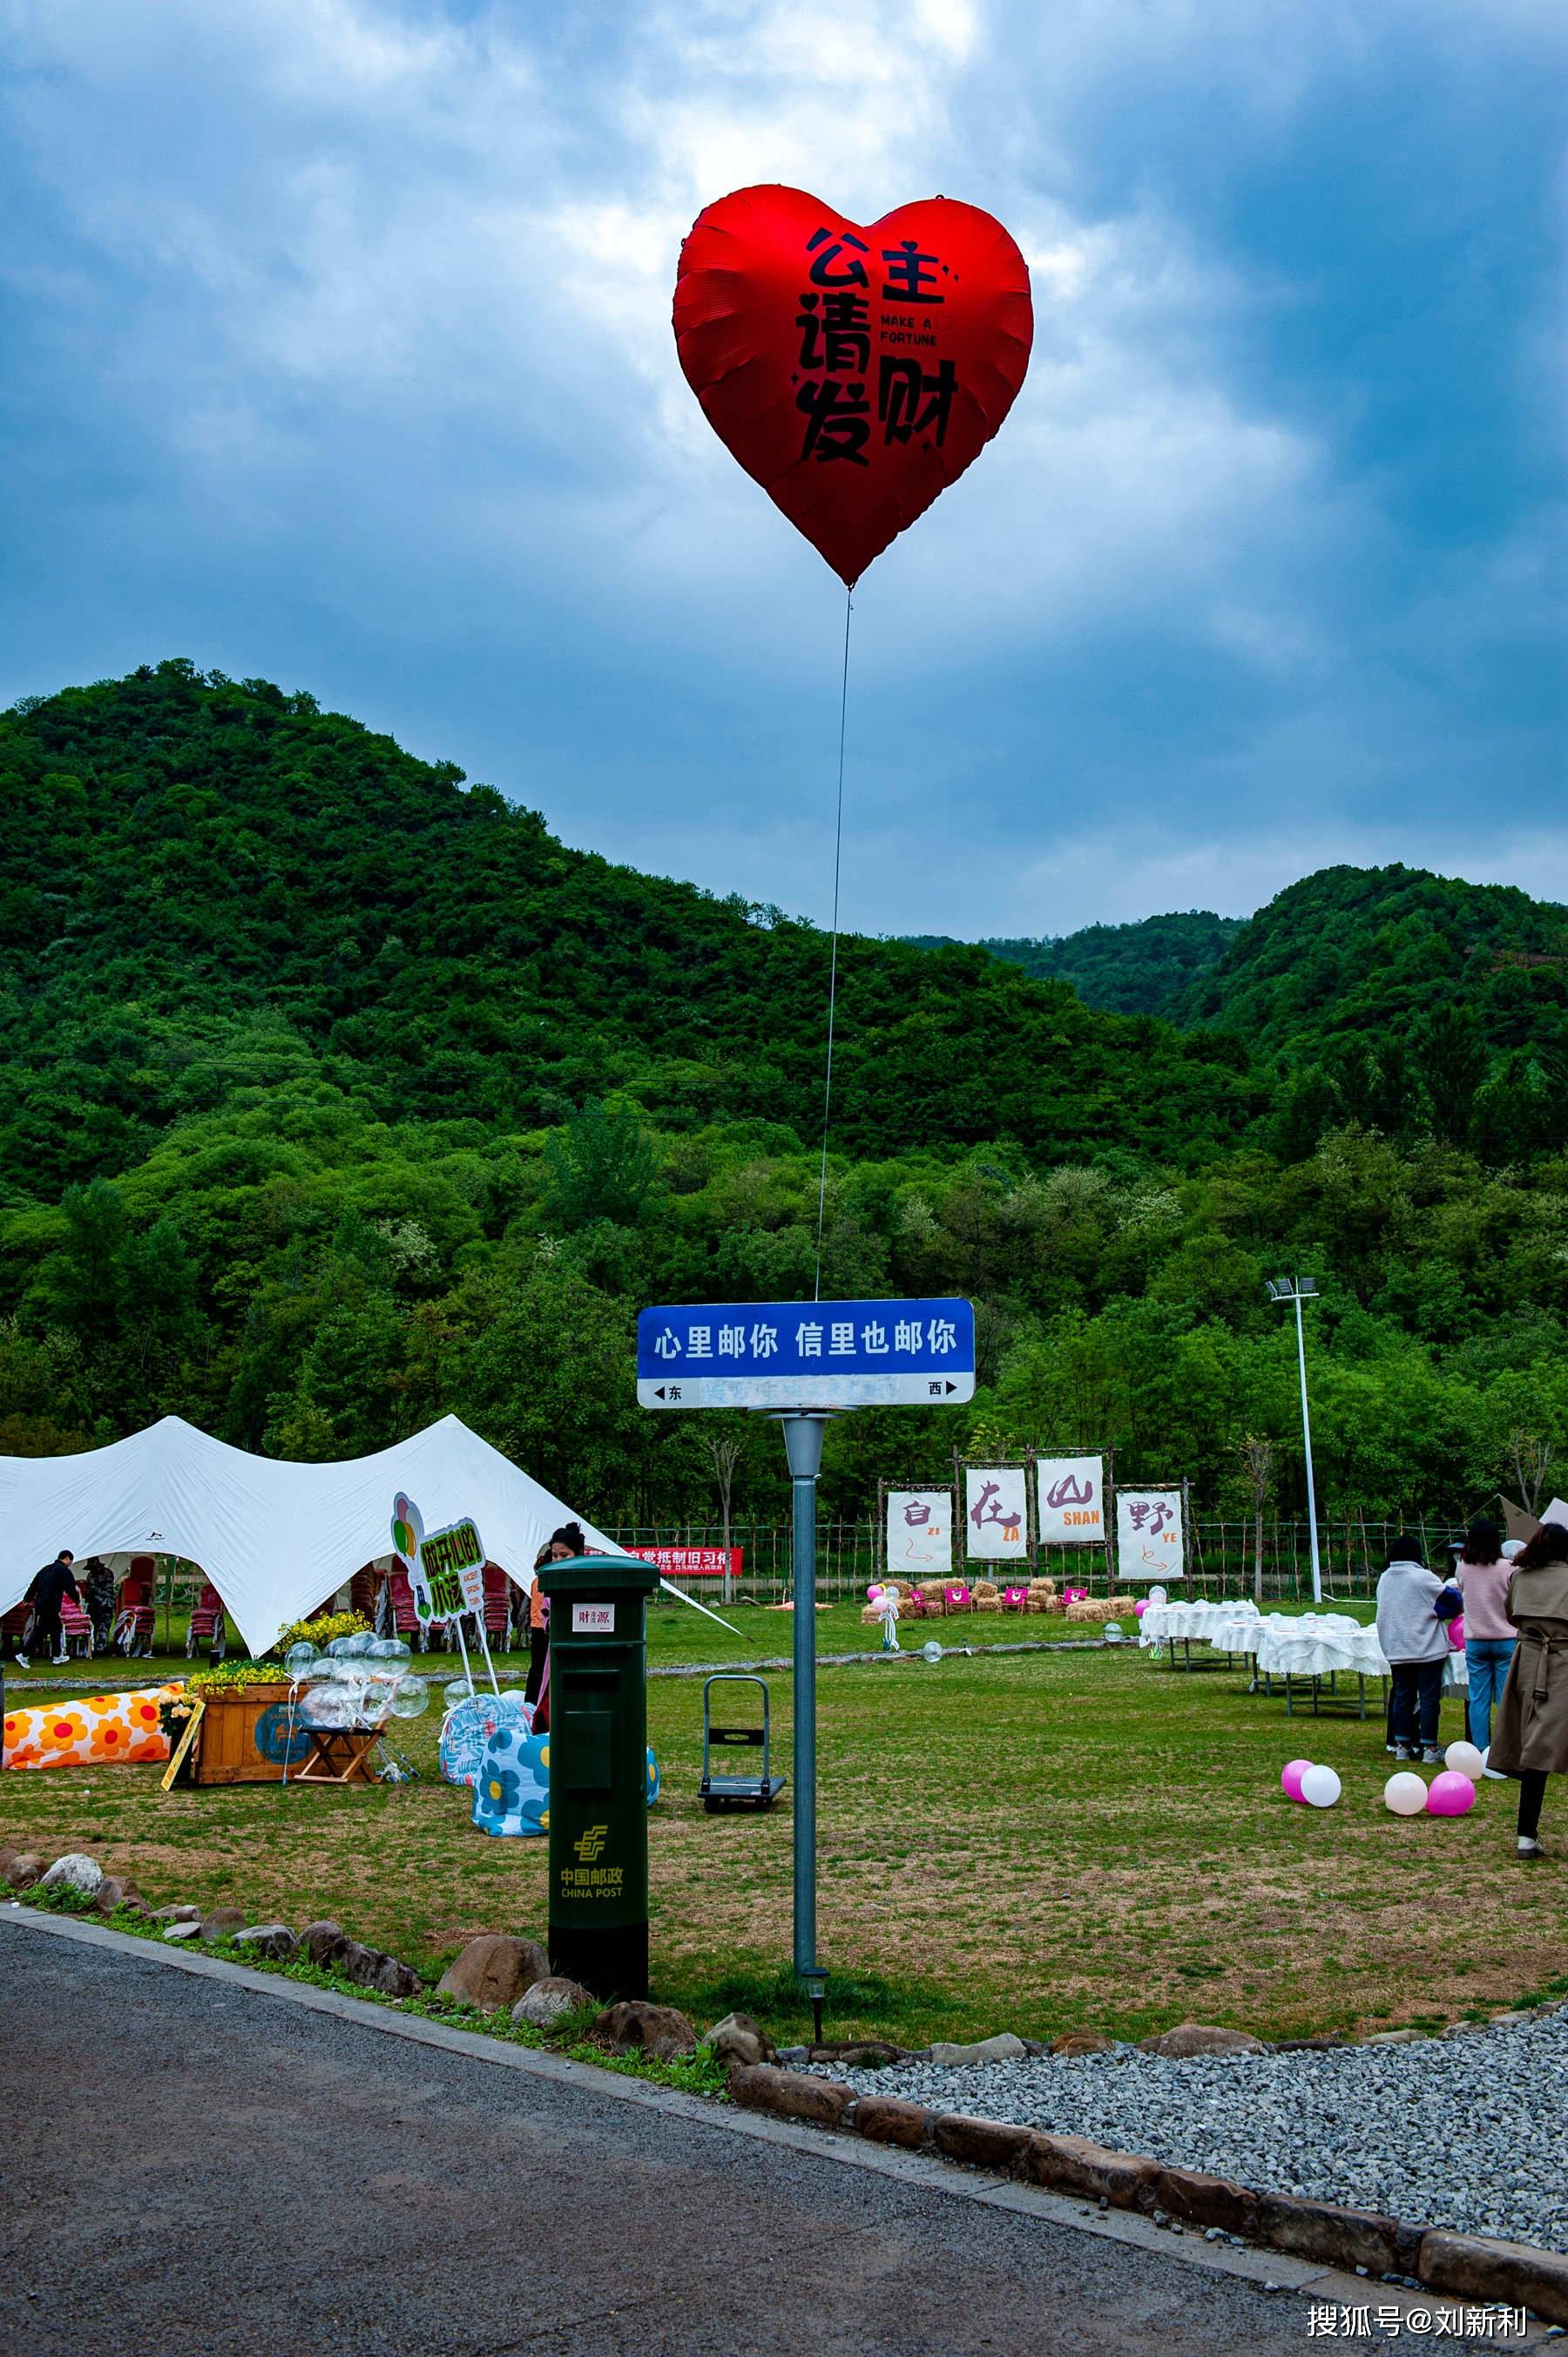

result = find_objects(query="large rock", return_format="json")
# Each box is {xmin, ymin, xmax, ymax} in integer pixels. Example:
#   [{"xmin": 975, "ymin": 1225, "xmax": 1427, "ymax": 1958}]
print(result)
[
  {"xmin": 199, "ymin": 1907, "xmax": 248, "ymax": 1944},
  {"xmin": 39, "ymin": 1853, "xmax": 103, "ymax": 1899},
  {"xmin": 851, "ymin": 2096, "xmax": 931, "ymax": 2150},
  {"xmin": 367, "ymin": 1953, "xmax": 421, "ymax": 1999},
  {"xmin": 1024, "ymin": 2133, "xmax": 1158, "ymax": 2208},
  {"xmin": 152, "ymin": 1903, "xmax": 200, "ymax": 1925},
  {"xmin": 1256, "ymin": 2192, "xmax": 1419, "ymax": 2279},
  {"xmin": 513, "ymin": 1974, "xmax": 594, "ymax": 2029},
  {"xmin": 1138, "ymin": 2023, "xmax": 1267, "ymax": 2059},
  {"xmin": 1418, "ymin": 2231, "xmax": 1568, "ymax": 2327},
  {"xmin": 96, "ymin": 1877, "xmax": 149, "ymax": 1916},
  {"xmin": 5, "ymin": 1853, "xmax": 44, "ymax": 1890},
  {"xmin": 932, "ymin": 2113, "xmax": 1036, "ymax": 2172},
  {"xmin": 1150, "ymin": 2164, "xmax": 1258, "ymax": 2238},
  {"xmin": 233, "ymin": 1923, "xmax": 298, "ymax": 1962},
  {"xmin": 1051, "ymin": 2030, "xmax": 1116, "ymax": 2057},
  {"xmin": 436, "ymin": 1934, "xmax": 551, "ymax": 2015},
  {"xmin": 704, "ymin": 2011, "xmax": 775, "ymax": 2068},
  {"xmin": 301, "ymin": 1919, "xmax": 350, "ymax": 1968},
  {"xmin": 929, "ymin": 2032, "xmax": 1027, "ymax": 2066},
  {"xmin": 728, "ymin": 2064, "xmax": 855, "ymax": 2126},
  {"xmin": 595, "ymin": 2001, "xmax": 698, "ymax": 2062}
]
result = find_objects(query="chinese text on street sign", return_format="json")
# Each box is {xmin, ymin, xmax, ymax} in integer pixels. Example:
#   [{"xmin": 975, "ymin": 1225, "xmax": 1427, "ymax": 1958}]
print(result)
[{"xmin": 637, "ymin": 1298, "xmax": 975, "ymax": 1409}]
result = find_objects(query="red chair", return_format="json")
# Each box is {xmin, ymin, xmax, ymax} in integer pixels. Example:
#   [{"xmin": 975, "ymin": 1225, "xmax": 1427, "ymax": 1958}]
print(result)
[
  {"xmin": 387, "ymin": 1567, "xmax": 429, "ymax": 1652},
  {"xmin": 481, "ymin": 1561, "xmax": 515, "ymax": 1650},
  {"xmin": 58, "ymin": 1593, "xmax": 94, "ymax": 1659},
  {"xmin": 113, "ymin": 1560, "xmax": 158, "ymax": 1657},
  {"xmin": 186, "ymin": 1581, "xmax": 227, "ymax": 1661},
  {"xmin": 2, "ymin": 1602, "xmax": 33, "ymax": 1659}
]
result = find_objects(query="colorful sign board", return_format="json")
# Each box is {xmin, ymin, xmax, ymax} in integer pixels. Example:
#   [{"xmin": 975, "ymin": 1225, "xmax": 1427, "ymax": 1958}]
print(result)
[
  {"xmin": 884, "ymin": 1490, "xmax": 953, "ymax": 1581},
  {"xmin": 636, "ymin": 1298, "xmax": 975, "ymax": 1408},
  {"xmin": 965, "ymin": 1466, "xmax": 1029, "ymax": 1561},
  {"xmin": 1116, "ymin": 1489, "xmax": 1185, "ymax": 1581},
  {"xmin": 391, "ymin": 1491, "xmax": 486, "ymax": 1623},
  {"xmin": 1036, "ymin": 1455, "xmax": 1105, "ymax": 1547}
]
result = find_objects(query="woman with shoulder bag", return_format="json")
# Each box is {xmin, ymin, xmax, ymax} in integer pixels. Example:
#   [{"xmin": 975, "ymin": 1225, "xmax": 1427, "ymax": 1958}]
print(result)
[{"xmin": 1488, "ymin": 1521, "xmax": 1568, "ymax": 1860}]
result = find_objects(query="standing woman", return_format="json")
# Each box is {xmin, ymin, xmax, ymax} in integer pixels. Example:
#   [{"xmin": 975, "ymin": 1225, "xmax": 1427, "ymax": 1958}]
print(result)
[
  {"xmin": 1489, "ymin": 1521, "xmax": 1568, "ymax": 1860},
  {"xmin": 1455, "ymin": 1519, "xmax": 1515, "ymax": 1765}
]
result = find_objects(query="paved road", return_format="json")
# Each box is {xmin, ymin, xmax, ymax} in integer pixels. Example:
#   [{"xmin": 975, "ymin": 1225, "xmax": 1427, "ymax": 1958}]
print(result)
[{"xmin": 0, "ymin": 1920, "xmax": 1517, "ymax": 2357}]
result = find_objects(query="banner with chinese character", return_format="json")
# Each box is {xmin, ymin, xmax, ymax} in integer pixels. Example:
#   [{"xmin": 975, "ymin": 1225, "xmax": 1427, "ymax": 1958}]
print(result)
[
  {"xmin": 885, "ymin": 1491, "xmax": 952, "ymax": 1581},
  {"xmin": 1116, "ymin": 1491, "xmax": 1185, "ymax": 1581},
  {"xmin": 625, "ymin": 1547, "xmax": 743, "ymax": 1581},
  {"xmin": 964, "ymin": 1466, "xmax": 1028, "ymax": 1561},
  {"xmin": 1036, "ymin": 1456, "xmax": 1105, "ymax": 1547}
]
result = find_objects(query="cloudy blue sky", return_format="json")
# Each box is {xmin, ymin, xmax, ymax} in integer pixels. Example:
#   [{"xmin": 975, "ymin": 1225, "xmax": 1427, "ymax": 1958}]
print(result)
[{"xmin": 2, "ymin": 0, "xmax": 1562, "ymax": 937}]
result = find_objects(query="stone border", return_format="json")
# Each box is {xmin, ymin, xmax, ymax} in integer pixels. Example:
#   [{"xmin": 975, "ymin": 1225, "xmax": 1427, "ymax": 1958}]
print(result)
[{"xmin": 727, "ymin": 2064, "xmax": 1568, "ymax": 2327}]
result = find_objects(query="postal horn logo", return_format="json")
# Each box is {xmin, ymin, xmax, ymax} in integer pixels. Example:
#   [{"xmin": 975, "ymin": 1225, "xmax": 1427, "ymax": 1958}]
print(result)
[{"xmin": 574, "ymin": 1824, "xmax": 609, "ymax": 1863}]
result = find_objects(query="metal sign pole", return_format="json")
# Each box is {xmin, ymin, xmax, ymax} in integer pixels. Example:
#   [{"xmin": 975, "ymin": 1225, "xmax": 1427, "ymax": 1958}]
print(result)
[{"xmin": 779, "ymin": 1412, "xmax": 829, "ymax": 1976}]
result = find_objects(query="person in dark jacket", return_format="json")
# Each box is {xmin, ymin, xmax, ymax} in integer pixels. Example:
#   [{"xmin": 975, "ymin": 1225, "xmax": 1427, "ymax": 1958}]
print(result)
[
  {"xmin": 79, "ymin": 1555, "xmax": 116, "ymax": 1654},
  {"xmin": 17, "ymin": 1550, "xmax": 78, "ymax": 1668}
]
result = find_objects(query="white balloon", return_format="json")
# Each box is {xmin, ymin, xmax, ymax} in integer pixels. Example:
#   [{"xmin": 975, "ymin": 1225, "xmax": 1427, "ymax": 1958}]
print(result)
[
  {"xmin": 1148, "ymin": 1585, "xmax": 1168, "ymax": 1606},
  {"xmin": 1384, "ymin": 1771, "xmax": 1428, "ymax": 1816},
  {"xmin": 1301, "ymin": 1764, "xmax": 1342, "ymax": 1808},
  {"xmin": 1444, "ymin": 1740, "xmax": 1485, "ymax": 1780}
]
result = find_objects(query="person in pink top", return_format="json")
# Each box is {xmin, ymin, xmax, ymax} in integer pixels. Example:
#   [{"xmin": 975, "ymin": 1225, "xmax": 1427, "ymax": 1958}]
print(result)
[{"xmin": 1456, "ymin": 1519, "xmax": 1514, "ymax": 1770}]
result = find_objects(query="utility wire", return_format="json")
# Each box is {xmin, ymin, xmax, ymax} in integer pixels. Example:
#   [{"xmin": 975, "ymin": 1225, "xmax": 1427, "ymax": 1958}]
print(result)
[{"xmin": 814, "ymin": 586, "xmax": 854, "ymax": 1302}]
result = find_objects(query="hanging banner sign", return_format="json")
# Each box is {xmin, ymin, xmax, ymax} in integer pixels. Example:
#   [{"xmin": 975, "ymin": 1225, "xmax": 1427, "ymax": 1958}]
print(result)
[
  {"xmin": 636, "ymin": 1298, "xmax": 975, "ymax": 1408},
  {"xmin": 625, "ymin": 1546, "xmax": 742, "ymax": 1581},
  {"xmin": 964, "ymin": 1466, "xmax": 1029, "ymax": 1560},
  {"xmin": 885, "ymin": 1491, "xmax": 952, "ymax": 1580},
  {"xmin": 1036, "ymin": 1455, "xmax": 1105, "ymax": 1546},
  {"xmin": 1116, "ymin": 1490, "xmax": 1185, "ymax": 1581},
  {"xmin": 391, "ymin": 1492, "xmax": 486, "ymax": 1623}
]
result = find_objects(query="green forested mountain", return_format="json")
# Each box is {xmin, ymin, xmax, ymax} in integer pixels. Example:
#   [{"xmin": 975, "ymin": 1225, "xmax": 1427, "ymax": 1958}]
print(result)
[
  {"xmin": 3, "ymin": 660, "xmax": 1568, "ymax": 1531},
  {"xmin": 907, "ymin": 911, "xmax": 1240, "ymax": 1019}
]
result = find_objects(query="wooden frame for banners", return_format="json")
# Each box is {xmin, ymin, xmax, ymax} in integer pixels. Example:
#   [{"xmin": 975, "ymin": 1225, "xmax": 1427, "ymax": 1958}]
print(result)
[{"xmin": 951, "ymin": 1446, "xmax": 1118, "ymax": 1583}]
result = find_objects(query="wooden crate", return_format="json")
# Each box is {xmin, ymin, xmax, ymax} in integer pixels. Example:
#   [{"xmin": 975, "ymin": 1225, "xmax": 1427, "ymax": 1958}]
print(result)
[{"xmin": 189, "ymin": 1683, "xmax": 296, "ymax": 1785}]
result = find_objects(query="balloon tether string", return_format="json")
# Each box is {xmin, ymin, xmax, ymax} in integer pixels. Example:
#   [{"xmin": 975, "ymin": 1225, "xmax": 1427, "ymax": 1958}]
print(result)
[{"xmin": 814, "ymin": 584, "xmax": 854, "ymax": 1302}]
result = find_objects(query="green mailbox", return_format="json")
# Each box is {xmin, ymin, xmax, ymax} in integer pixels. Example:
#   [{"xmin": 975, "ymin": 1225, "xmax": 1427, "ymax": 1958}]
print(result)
[{"xmin": 537, "ymin": 1552, "xmax": 661, "ymax": 2001}]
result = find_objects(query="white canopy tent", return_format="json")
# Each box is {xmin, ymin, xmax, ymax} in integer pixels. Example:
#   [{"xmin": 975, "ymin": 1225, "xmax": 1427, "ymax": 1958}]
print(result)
[{"xmin": 0, "ymin": 1413, "xmax": 645, "ymax": 1661}]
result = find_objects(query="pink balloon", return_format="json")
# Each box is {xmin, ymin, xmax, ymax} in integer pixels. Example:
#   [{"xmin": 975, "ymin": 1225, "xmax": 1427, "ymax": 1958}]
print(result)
[
  {"xmin": 1426, "ymin": 1771, "xmax": 1476, "ymax": 1817},
  {"xmin": 1281, "ymin": 1758, "xmax": 1313, "ymax": 1802},
  {"xmin": 1133, "ymin": 1599, "xmax": 1148, "ymax": 1618},
  {"xmin": 1448, "ymin": 1613, "xmax": 1465, "ymax": 1650}
]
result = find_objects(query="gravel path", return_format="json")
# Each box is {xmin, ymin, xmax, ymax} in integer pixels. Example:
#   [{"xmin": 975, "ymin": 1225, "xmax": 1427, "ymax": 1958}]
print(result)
[{"xmin": 809, "ymin": 2013, "xmax": 1568, "ymax": 2255}]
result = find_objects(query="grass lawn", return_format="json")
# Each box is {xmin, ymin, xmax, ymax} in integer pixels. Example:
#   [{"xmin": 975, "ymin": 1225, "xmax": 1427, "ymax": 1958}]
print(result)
[{"xmin": 10, "ymin": 1598, "xmax": 1549, "ymax": 2055}]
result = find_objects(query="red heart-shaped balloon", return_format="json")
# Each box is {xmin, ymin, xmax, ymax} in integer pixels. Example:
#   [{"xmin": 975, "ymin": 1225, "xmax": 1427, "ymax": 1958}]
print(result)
[{"xmin": 674, "ymin": 185, "xmax": 1033, "ymax": 587}]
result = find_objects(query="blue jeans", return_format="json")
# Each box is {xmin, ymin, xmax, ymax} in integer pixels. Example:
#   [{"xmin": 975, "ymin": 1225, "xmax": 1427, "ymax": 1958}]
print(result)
[{"xmin": 1465, "ymin": 1637, "xmax": 1515, "ymax": 1751}]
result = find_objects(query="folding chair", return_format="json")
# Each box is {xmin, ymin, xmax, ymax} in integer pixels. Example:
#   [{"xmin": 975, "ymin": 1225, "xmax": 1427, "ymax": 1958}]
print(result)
[
  {"xmin": 58, "ymin": 1593, "xmax": 94, "ymax": 1660},
  {"xmin": 185, "ymin": 1582, "xmax": 227, "ymax": 1662},
  {"xmin": 112, "ymin": 1561, "xmax": 158, "ymax": 1657}
]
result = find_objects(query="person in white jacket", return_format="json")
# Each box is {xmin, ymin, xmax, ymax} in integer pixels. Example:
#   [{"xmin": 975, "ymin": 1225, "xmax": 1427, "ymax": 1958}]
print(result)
[{"xmin": 1375, "ymin": 1537, "xmax": 1453, "ymax": 1765}]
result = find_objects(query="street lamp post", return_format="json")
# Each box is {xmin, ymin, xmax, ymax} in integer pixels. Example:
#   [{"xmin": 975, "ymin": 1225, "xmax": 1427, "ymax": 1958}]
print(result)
[{"xmin": 1267, "ymin": 1276, "xmax": 1322, "ymax": 1604}]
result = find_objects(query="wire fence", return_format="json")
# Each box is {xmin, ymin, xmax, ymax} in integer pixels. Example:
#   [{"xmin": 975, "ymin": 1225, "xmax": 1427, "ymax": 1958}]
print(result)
[{"xmin": 606, "ymin": 1515, "xmax": 1466, "ymax": 1606}]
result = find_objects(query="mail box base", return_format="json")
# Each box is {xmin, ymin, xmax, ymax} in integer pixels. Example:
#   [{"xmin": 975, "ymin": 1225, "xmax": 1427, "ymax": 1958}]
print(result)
[{"xmin": 550, "ymin": 1920, "xmax": 649, "ymax": 2005}]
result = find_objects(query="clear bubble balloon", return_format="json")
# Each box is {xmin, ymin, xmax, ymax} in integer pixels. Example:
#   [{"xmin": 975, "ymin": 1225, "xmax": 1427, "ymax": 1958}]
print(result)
[
  {"xmin": 301, "ymin": 1684, "xmax": 351, "ymax": 1729},
  {"xmin": 922, "ymin": 1641, "xmax": 943, "ymax": 1664},
  {"xmin": 1103, "ymin": 1622, "xmax": 1125, "ymax": 1644},
  {"xmin": 445, "ymin": 1677, "xmax": 476, "ymax": 1707},
  {"xmin": 326, "ymin": 1635, "xmax": 357, "ymax": 1656},
  {"xmin": 284, "ymin": 1642, "xmax": 317, "ymax": 1681},
  {"xmin": 371, "ymin": 1636, "xmax": 411, "ymax": 1663},
  {"xmin": 389, "ymin": 1676, "xmax": 429, "ymax": 1720}
]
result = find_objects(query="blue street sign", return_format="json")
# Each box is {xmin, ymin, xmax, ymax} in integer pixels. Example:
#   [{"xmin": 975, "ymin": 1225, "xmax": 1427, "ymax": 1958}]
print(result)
[{"xmin": 636, "ymin": 1297, "xmax": 976, "ymax": 1409}]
